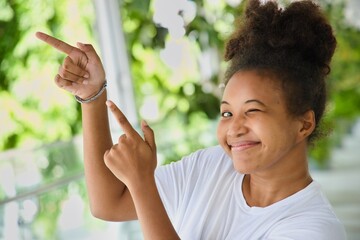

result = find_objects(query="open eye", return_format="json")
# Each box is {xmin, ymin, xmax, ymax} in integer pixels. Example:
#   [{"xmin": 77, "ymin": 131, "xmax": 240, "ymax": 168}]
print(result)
[{"xmin": 221, "ymin": 111, "xmax": 232, "ymax": 118}]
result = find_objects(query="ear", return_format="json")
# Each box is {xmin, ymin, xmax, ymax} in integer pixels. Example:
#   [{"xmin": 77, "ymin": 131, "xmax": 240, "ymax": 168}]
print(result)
[{"xmin": 297, "ymin": 110, "xmax": 316, "ymax": 140}]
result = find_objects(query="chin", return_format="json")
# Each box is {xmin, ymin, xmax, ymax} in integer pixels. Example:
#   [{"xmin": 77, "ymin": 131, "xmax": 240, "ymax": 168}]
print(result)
[{"xmin": 231, "ymin": 159, "xmax": 257, "ymax": 174}]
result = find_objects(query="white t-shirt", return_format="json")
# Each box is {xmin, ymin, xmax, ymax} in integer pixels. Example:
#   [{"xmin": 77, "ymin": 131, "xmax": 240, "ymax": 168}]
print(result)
[{"xmin": 155, "ymin": 145, "xmax": 346, "ymax": 240}]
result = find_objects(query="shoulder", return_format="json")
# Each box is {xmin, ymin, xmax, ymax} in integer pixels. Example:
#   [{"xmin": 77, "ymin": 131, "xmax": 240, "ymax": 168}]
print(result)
[
  {"xmin": 191, "ymin": 145, "xmax": 229, "ymax": 167},
  {"xmin": 267, "ymin": 181, "xmax": 347, "ymax": 239},
  {"xmin": 267, "ymin": 213, "xmax": 346, "ymax": 240},
  {"xmin": 157, "ymin": 145, "xmax": 229, "ymax": 171},
  {"xmin": 154, "ymin": 145, "xmax": 233, "ymax": 222},
  {"xmin": 184, "ymin": 145, "xmax": 227, "ymax": 160},
  {"xmin": 155, "ymin": 145, "xmax": 233, "ymax": 188}
]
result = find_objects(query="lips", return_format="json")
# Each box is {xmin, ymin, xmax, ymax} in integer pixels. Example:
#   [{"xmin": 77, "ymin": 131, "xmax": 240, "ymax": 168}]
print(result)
[{"xmin": 228, "ymin": 141, "xmax": 261, "ymax": 151}]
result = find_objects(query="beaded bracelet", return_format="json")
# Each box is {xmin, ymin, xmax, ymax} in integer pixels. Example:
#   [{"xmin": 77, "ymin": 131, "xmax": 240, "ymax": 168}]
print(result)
[{"xmin": 74, "ymin": 81, "xmax": 107, "ymax": 104}]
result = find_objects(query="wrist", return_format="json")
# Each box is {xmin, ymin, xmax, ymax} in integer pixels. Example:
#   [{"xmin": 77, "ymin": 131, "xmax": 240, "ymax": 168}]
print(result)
[
  {"xmin": 127, "ymin": 174, "xmax": 156, "ymax": 195},
  {"xmin": 75, "ymin": 81, "xmax": 107, "ymax": 104}
]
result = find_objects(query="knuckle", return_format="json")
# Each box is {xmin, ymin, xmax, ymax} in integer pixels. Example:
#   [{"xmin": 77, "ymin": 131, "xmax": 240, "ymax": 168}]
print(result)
[
  {"xmin": 77, "ymin": 51, "xmax": 87, "ymax": 59},
  {"xmin": 55, "ymin": 74, "xmax": 61, "ymax": 83},
  {"xmin": 103, "ymin": 150, "xmax": 109, "ymax": 159},
  {"xmin": 73, "ymin": 48, "xmax": 82, "ymax": 55},
  {"xmin": 63, "ymin": 62, "xmax": 70, "ymax": 70},
  {"xmin": 104, "ymin": 155, "xmax": 112, "ymax": 167},
  {"xmin": 118, "ymin": 134, "xmax": 126, "ymax": 143},
  {"xmin": 61, "ymin": 71, "xmax": 68, "ymax": 79},
  {"xmin": 54, "ymin": 41, "xmax": 61, "ymax": 49},
  {"xmin": 84, "ymin": 43, "xmax": 93, "ymax": 49},
  {"xmin": 63, "ymin": 56, "xmax": 71, "ymax": 64},
  {"xmin": 104, "ymin": 148, "xmax": 114, "ymax": 160},
  {"xmin": 63, "ymin": 80, "xmax": 71, "ymax": 87},
  {"xmin": 109, "ymin": 104, "xmax": 117, "ymax": 112},
  {"xmin": 118, "ymin": 116, "xmax": 128, "ymax": 125},
  {"xmin": 58, "ymin": 67, "xmax": 66, "ymax": 76}
]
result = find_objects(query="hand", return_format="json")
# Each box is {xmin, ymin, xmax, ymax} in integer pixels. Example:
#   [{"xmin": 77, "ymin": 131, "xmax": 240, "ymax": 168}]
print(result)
[
  {"xmin": 104, "ymin": 100, "xmax": 157, "ymax": 188},
  {"xmin": 35, "ymin": 32, "xmax": 106, "ymax": 99}
]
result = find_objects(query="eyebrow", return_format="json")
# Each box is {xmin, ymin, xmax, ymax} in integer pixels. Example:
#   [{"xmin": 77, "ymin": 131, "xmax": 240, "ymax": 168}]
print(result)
[{"xmin": 221, "ymin": 99, "xmax": 266, "ymax": 107}]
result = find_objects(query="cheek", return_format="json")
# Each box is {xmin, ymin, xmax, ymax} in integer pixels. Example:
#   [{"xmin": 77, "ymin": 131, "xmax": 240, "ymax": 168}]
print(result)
[{"xmin": 216, "ymin": 121, "xmax": 225, "ymax": 143}]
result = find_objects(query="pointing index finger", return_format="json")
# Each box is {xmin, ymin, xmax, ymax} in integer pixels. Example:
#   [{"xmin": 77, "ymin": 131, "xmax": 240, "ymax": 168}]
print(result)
[
  {"xmin": 106, "ymin": 100, "xmax": 138, "ymax": 137},
  {"xmin": 36, "ymin": 31, "xmax": 75, "ymax": 56}
]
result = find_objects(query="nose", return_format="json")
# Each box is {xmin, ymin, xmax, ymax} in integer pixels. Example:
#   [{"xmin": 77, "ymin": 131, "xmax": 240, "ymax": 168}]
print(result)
[{"xmin": 227, "ymin": 115, "xmax": 248, "ymax": 137}]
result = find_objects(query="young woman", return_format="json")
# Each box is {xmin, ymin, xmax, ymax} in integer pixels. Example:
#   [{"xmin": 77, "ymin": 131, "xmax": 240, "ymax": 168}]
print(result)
[{"xmin": 36, "ymin": 0, "xmax": 346, "ymax": 239}]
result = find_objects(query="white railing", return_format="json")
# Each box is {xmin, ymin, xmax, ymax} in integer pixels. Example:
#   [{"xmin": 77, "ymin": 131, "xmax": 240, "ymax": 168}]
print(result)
[{"xmin": 0, "ymin": 137, "xmax": 142, "ymax": 239}]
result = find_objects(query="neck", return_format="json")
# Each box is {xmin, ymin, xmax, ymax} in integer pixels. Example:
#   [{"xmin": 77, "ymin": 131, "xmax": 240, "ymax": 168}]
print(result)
[
  {"xmin": 242, "ymin": 144, "xmax": 312, "ymax": 207},
  {"xmin": 242, "ymin": 170, "xmax": 312, "ymax": 207}
]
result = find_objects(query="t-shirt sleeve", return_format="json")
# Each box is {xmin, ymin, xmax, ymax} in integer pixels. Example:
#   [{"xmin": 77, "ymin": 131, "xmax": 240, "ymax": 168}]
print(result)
[
  {"xmin": 154, "ymin": 149, "xmax": 202, "ymax": 223},
  {"xmin": 154, "ymin": 146, "xmax": 224, "ymax": 225},
  {"xmin": 265, "ymin": 216, "xmax": 347, "ymax": 240}
]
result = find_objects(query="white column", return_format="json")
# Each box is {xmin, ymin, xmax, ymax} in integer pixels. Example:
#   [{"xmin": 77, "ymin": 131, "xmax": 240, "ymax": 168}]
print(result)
[
  {"xmin": 1, "ymin": 163, "xmax": 20, "ymax": 240},
  {"xmin": 92, "ymin": 0, "xmax": 138, "ymax": 135}
]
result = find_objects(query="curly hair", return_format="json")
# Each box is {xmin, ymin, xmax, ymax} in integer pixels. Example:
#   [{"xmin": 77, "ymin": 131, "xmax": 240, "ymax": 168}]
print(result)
[{"xmin": 224, "ymin": 0, "xmax": 337, "ymax": 142}]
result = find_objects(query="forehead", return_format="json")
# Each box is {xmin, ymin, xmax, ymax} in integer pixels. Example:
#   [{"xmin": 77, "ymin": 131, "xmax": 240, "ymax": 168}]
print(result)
[{"xmin": 222, "ymin": 70, "xmax": 283, "ymax": 104}]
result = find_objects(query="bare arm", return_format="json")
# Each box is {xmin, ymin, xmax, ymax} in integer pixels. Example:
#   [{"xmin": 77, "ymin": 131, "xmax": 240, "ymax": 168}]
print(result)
[
  {"xmin": 105, "ymin": 101, "xmax": 180, "ymax": 239},
  {"xmin": 82, "ymin": 92, "xmax": 137, "ymax": 220},
  {"xmin": 35, "ymin": 32, "xmax": 136, "ymax": 220},
  {"xmin": 36, "ymin": 32, "xmax": 180, "ymax": 238}
]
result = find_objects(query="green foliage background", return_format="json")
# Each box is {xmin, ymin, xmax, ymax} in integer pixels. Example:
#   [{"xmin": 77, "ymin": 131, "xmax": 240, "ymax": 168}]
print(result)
[
  {"xmin": 1, "ymin": 0, "xmax": 359, "ymax": 166},
  {"xmin": 0, "ymin": 0, "xmax": 95, "ymax": 238},
  {"xmin": 0, "ymin": 0, "xmax": 359, "ymax": 238},
  {"xmin": 119, "ymin": 0, "xmax": 360, "ymax": 166},
  {"xmin": 0, "ymin": 0, "xmax": 94, "ymax": 151}
]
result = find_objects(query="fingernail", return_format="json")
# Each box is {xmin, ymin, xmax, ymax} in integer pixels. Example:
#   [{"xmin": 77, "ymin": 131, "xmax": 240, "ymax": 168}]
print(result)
[
  {"xmin": 105, "ymin": 100, "xmax": 111, "ymax": 107},
  {"xmin": 77, "ymin": 42, "xmax": 85, "ymax": 47},
  {"xmin": 84, "ymin": 73, "xmax": 89, "ymax": 78},
  {"xmin": 142, "ymin": 120, "xmax": 149, "ymax": 127},
  {"xmin": 83, "ymin": 80, "xmax": 89, "ymax": 85}
]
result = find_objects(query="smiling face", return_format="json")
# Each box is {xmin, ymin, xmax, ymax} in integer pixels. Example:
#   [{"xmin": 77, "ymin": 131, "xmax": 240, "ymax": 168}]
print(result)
[{"xmin": 217, "ymin": 70, "xmax": 313, "ymax": 175}]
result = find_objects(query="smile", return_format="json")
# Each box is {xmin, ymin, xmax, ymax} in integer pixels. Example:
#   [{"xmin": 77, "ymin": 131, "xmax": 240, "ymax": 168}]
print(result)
[{"xmin": 228, "ymin": 141, "xmax": 261, "ymax": 151}]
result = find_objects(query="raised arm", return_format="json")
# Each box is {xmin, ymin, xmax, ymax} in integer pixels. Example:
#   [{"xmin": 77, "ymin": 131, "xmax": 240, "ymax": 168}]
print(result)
[
  {"xmin": 104, "ymin": 101, "xmax": 180, "ymax": 240},
  {"xmin": 36, "ymin": 32, "xmax": 180, "ymax": 238},
  {"xmin": 35, "ymin": 32, "xmax": 136, "ymax": 221}
]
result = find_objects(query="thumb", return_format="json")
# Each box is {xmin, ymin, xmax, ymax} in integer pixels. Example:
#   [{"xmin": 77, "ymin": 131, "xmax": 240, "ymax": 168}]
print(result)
[
  {"xmin": 141, "ymin": 120, "xmax": 156, "ymax": 152},
  {"xmin": 103, "ymin": 149, "xmax": 110, "ymax": 159},
  {"xmin": 77, "ymin": 42, "xmax": 100, "ymax": 62}
]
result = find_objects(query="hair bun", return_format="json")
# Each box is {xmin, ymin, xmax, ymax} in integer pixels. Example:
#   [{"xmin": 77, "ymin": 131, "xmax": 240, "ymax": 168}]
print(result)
[{"xmin": 225, "ymin": 0, "xmax": 337, "ymax": 74}]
